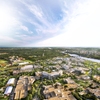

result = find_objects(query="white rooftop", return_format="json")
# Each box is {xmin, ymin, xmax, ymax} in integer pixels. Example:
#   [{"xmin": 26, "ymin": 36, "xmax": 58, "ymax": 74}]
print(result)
[
  {"xmin": 4, "ymin": 86, "xmax": 13, "ymax": 95},
  {"xmin": 7, "ymin": 78, "xmax": 15, "ymax": 85},
  {"xmin": 21, "ymin": 65, "xmax": 33, "ymax": 70}
]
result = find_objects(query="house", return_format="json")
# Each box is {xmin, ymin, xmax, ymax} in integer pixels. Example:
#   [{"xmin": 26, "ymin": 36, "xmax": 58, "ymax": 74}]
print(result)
[
  {"xmin": 72, "ymin": 68, "xmax": 85, "ymax": 75},
  {"xmin": 97, "ymin": 68, "xmax": 100, "ymax": 71},
  {"xmin": 33, "ymin": 65, "xmax": 41, "ymax": 68},
  {"xmin": 64, "ymin": 83, "xmax": 78, "ymax": 90},
  {"xmin": 49, "ymin": 72, "xmax": 60, "ymax": 79},
  {"xmin": 64, "ymin": 77, "xmax": 75, "ymax": 84},
  {"xmin": 20, "ymin": 65, "xmax": 33, "ymax": 71},
  {"xmin": 35, "ymin": 71, "xmax": 42, "ymax": 77},
  {"xmin": 62, "ymin": 64, "xmax": 69, "ymax": 70},
  {"xmin": 6, "ymin": 78, "xmax": 16, "ymax": 86},
  {"xmin": 90, "ymin": 82, "xmax": 99, "ymax": 89},
  {"xmin": 93, "ymin": 75, "xmax": 100, "ymax": 81},
  {"xmin": 4, "ymin": 86, "xmax": 13, "ymax": 96},
  {"xmin": 13, "ymin": 70, "xmax": 20, "ymax": 75},
  {"xmin": 87, "ymin": 88, "xmax": 100, "ymax": 99},
  {"xmin": 50, "ymin": 70, "xmax": 63, "ymax": 79},
  {"xmin": 81, "ymin": 75, "xmax": 90, "ymax": 80},
  {"xmin": 42, "ymin": 71, "xmax": 49, "ymax": 78}
]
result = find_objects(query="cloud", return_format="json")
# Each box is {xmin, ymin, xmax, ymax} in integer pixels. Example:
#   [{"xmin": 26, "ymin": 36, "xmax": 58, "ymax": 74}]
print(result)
[
  {"xmin": 0, "ymin": 35, "xmax": 23, "ymax": 47},
  {"xmin": 0, "ymin": 0, "xmax": 100, "ymax": 47},
  {"xmin": 19, "ymin": 0, "xmax": 69, "ymax": 37},
  {"xmin": 20, "ymin": 25, "xmax": 29, "ymax": 32},
  {"xmin": 31, "ymin": 0, "xmax": 100, "ymax": 47}
]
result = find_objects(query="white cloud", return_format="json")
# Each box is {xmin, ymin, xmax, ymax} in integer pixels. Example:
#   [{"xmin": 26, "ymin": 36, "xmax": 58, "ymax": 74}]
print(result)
[
  {"xmin": 1, "ymin": 0, "xmax": 100, "ymax": 47},
  {"xmin": 32, "ymin": 0, "xmax": 100, "ymax": 47},
  {"xmin": 20, "ymin": 25, "xmax": 29, "ymax": 32},
  {"xmin": 0, "ymin": 35, "xmax": 23, "ymax": 46},
  {"xmin": 0, "ymin": 4, "xmax": 18, "ymax": 33},
  {"xmin": 20, "ymin": 0, "xmax": 69, "ymax": 37}
]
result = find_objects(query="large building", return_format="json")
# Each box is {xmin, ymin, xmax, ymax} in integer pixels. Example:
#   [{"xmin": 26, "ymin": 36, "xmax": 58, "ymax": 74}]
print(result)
[
  {"xmin": 20, "ymin": 65, "xmax": 33, "ymax": 71},
  {"xmin": 43, "ymin": 85, "xmax": 76, "ymax": 100},
  {"xmin": 4, "ymin": 86, "xmax": 13, "ymax": 96},
  {"xmin": 42, "ymin": 70, "xmax": 63, "ymax": 79},
  {"xmin": 14, "ymin": 76, "xmax": 35, "ymax": 100},
  {"xmin": 6, "ymin": 78, "xmax": 16, "ymax": 86}
]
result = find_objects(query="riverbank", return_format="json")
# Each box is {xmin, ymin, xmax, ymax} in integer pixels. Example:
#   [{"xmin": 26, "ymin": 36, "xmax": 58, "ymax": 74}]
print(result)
[{"xmin": 69, "ymin": 54, "xmax": 100, "ymax": 63}]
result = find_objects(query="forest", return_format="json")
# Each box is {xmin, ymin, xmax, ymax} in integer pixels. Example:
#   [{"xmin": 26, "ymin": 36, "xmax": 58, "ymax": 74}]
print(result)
[{"xmin": 66, "ymin": 47, "xmax": 100, "ymax": 59}]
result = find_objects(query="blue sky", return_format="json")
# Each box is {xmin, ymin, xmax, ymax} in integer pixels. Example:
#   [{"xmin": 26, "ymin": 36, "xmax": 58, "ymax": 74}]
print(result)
[{"xmin": 0, "ymin": 0, "xmax": 100, "ymax": 47}]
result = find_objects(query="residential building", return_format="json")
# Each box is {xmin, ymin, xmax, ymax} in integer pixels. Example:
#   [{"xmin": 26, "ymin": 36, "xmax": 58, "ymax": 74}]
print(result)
[
  {"xmin": 64, "ymin": 77, "xmax": 75, "ymax": 84},
  {"xmin": 62, "ymin": 64, "xmax": 69, "ymax": 70},
  {"xmin": 81, "ymin": 75, "xmax": 90, "ymax": 80}
]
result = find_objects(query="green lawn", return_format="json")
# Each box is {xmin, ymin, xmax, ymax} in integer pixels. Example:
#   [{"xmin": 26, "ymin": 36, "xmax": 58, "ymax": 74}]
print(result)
[
  {"xmin": 23, "ymin": 60, "xmax": 33, "ymax": 63},
  {"xmin": 0, "ymin": 60, "xmax": 8, "ymax": 64}
]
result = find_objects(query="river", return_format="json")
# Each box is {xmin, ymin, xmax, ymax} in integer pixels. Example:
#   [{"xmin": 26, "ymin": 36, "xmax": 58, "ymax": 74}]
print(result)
[{"xmin": 69, "ymin": 54, "xmax": 100, "ymax": 63}]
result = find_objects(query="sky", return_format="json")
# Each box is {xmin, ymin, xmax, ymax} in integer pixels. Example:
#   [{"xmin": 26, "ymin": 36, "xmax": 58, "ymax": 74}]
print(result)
[{"xmin": 0, "ymin": 0, "xmax": 100, "ymax": 47}]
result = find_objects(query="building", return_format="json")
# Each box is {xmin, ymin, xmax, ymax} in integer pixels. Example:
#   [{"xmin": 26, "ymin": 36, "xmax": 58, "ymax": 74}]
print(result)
[
  {"xmin": 4, "ymin": 86, "xmax": 13, "ymax": 96},
  {"xmin": 64, "ymin": 83, "xmax": 78, "ymax": 90},
  {"xmin": 14, "ymin": 76, "xmax": 35, "ymax": 99},
  {"xmin": 35, "ymin": 71, "xmax": 42, "ymax": 77},
  {"xmin": 14, "ymin": 83, "xmax": 28, "ymax": 99},
  {"xmin": 87, "ymin": 88, "xmax": 100, "ymax": 99},
  {"xmin": 93, "ymin": 75, "xmax": 100, "ymax": 81},
  {"xmin": 62, "ymin": 64, "xmax": 69, "ymax": 70},
  {"xmin": 42, "ymin": 70, "xmax": 63, "ymax": 79},
  {"xmin": 13, "ymin": 70, "xmax": 20, "ymax": 75},
  {"xmin": 20, "ymin": 65, "xmax": 33, "ymax": 71},
  {"xmin": 14, "ymin": 78, "xmax": 28, "ymax": 99},
  {"xmin": 42, "ymin": 71, "xmax": 49, "ymax": 78},
  {"xmin": 49, "ymin": 72, "xmax": 59, "ymax": 79},
  {"xmin": 81, "ymin": 75, "xmax": 90, "ymax": 80},
  {"xmin": 19, "ymin": 62, "xmax": 29, "ymax": 66},
  {"xmin": 43, "ymin": 85, "xmax": 76, "ymax": 100},
  {"xmin": 6, "ymin": 78, "xmax": 16, "ymax": 86},
  {"xmin": 64, "ymin": 77, "xmax": 75, "ymax": 84},
  {"xmin": 19, "ymin": 76, "xmax": 35, "ymax": 84}
]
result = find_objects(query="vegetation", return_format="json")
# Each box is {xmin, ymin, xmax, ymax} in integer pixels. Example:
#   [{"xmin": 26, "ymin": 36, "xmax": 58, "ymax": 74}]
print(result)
[
  {"xmin": 0, "ymin": 47, "xmax": 100, "ymax": 100},
  {"xmin": 66, "ymin": 47, "xmax": 100, "ymax": 59}
]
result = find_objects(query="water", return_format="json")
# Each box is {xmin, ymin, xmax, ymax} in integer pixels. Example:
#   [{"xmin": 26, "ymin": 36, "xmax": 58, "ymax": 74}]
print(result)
[{"xmin": 69, "ymin": 54, "xmax": 100, "ymax": 63}]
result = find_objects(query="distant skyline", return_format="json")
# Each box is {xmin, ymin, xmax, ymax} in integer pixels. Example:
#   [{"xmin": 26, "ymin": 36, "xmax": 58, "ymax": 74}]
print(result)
[{"xmin": 0, "ymin": 0, "xmax": 100, "ymax": 47}]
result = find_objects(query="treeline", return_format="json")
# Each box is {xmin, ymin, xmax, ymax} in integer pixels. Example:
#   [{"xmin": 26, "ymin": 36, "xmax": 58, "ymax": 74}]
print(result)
[
  {"xmin": 66, "ymin": 47, "xmax": 100, "ymax": 59},
  {"xmin": 0, "ymin": 48, "xmax": 65, "ymax": 61}
]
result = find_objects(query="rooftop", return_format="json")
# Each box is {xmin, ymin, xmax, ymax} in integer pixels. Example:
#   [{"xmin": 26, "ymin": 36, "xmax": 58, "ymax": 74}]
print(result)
[{"xmin": 4, "ymin": 86, "xmax": 13, "ymax": 95}]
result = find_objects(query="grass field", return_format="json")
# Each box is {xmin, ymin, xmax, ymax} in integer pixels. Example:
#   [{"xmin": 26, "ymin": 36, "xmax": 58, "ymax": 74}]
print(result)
[
  {"xmin": 23, "ymin": 60, "xmax": 33, "ymax": 63},
  {"xmin": 0, "ymin": 60, "xmax": 8, "ymax": 68},
  {"xmin": 0, "ymin": 60, "xmax": 8, "ymax": 64}
]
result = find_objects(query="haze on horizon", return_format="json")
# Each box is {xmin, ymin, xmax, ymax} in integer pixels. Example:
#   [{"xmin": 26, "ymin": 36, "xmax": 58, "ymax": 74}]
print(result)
[{"xmin": 0, "ymin": 0, "xmax": 100, "ymax": 47}]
